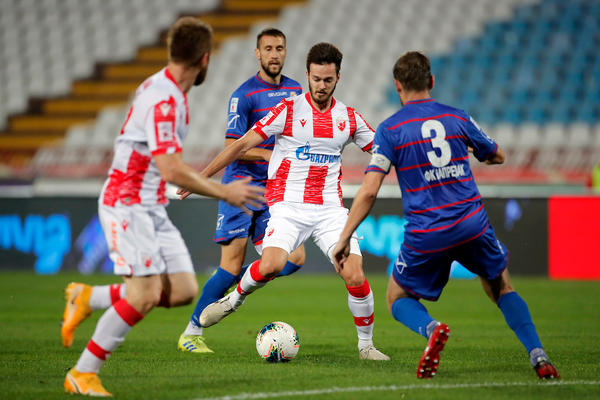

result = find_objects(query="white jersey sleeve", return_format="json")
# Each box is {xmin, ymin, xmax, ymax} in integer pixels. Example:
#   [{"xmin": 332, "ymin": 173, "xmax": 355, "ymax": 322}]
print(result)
[
  {"xmin": 142, "ymin": 93, "xmax": 183, "ymax": 156},
  {"xmin": 251, "ymin": 98, "xmax": 293, "ymax": 139},
  {"xmin": 352, "ymin": 110, "xmax": 375, "ymax": 151}
]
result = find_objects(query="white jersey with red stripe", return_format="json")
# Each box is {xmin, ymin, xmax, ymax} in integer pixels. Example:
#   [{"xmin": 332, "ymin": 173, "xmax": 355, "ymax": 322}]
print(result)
[
  {"xmin": 100, "ymin": 68, "xmax": 189, "ymax": 207},
  {"xmin": 252, "ymin": 92, "xmax": 374, "ymax": 206}
]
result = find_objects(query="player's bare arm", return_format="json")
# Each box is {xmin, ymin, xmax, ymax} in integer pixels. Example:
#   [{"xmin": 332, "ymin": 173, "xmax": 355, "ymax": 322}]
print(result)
[
  {"xmin": 154, "ymin": 152, "xmax": 264, "ymax": 213},
  {"xmin": 332, "ymin": 171, "xmax": 386, "ymax": 271},
  {"xmin": 224, "ymin": 138, "xmax": 272, "ymax": 162},
  {"xmin": 201, "ymin": 129, "xmax": 266, "ymax": 177}
]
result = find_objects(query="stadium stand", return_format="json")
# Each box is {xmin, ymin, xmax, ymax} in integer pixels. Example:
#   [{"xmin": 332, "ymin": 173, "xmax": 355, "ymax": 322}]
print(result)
[
  {"xmin": 0, "ymin": 0, "xmax": 305, "ymax": 177},
  {"xmin": 2, "ymin": 0, "xmax": 599, "ymax": 186}
]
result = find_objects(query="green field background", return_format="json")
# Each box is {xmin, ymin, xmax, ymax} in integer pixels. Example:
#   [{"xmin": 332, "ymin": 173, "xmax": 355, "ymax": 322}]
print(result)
[{"xmin": 1, "ymin": 272, "xmax": 599, "ymax": 399}]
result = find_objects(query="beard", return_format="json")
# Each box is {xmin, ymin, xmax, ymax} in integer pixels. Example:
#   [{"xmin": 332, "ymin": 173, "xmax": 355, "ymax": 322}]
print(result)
[
  {"xmin": 260, "ymin": 60, "xmax": 283, "ymax": 80},
  {"xmin": 193, "ymin": 65, "xmax": 208, "ymax": 86},
  {"xmin": 308, "ymin": 81, "xmax": 337, "ymax": 106}
]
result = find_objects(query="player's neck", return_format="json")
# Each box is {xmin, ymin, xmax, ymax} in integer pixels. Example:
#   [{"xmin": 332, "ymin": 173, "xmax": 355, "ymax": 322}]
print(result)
[
  {"xmin": 258, "ymin": 69, "xmax": 282, "ymax": 85},
  {"xmin": 166, "ymin": 63, "xmax": 194, "ymax": 93},
  {"xmin": 400, "ymin": 90, "xmax": 431, "ymax": 105}
]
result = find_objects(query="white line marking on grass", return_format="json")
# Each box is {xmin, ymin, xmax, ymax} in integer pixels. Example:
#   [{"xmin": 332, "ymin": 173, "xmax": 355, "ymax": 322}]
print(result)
[{"xmin": 192, "ymin": 380, "xmax": 600, "ymax": 400}]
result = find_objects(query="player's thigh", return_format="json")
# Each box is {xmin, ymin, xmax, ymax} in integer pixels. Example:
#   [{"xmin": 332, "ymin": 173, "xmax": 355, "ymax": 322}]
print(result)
[
  {"xmin": 262, "ymin": 203, "xmax": 310, "ymax": 255},
  {"xmin": 123, "ymin": 274, "xmax": 163, "ymax": 314},
  {"xmin": 312, "ymin": 206, "xmax": 361, "ymax": 265},
  {"xmin": 452, "ymin": 224, "xmax": 508, "ymax": 282},
  {"xmin": 391, "ymin": 245, "xmax": 453, "ymax": 301},
  {"xmin": 480, "ymin": 268, "xmax": 514, "ymax": 303},
  {"xmin": 99, "ymin": 204, "xmax": 165, "ymax": 276},
  {"xmin": 219, "ymin": 237, "xmax": 249, "ymax": 274}
]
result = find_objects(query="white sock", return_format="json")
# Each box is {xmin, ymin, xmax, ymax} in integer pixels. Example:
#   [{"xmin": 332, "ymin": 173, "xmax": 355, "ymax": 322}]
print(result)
[
  {"xmin": 89, "ymin": 284, "xmax": 126, "ymax": 311},
  {"xmin": 183, "ymin": 321, "xmax": 203, "ymax": 336},
  {"xmin": 347, "ymin": 282, "xmax": 375, "ymax": 350},
  {"xmin": 228, "ymin": 261, "xmax": 268, "ymax": 308},
  {"xmin": 75, "ymin": 299, "xmax": 143, "ymax": 373}
]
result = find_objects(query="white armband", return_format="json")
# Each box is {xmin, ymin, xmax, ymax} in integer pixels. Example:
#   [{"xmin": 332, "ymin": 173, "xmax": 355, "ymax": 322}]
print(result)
[{"xmin": 369, "ymin": 153, "xmax": 392, "ymax": 173}]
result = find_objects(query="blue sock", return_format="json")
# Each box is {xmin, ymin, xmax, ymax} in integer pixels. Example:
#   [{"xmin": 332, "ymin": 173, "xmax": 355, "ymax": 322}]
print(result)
[
  {"xmin": 391, "ymin": 297, "xmax": 435, "ymax": 338},
  {"xmin": 497, "ymin": 291, "xmax": 543, "ymax": 353},
  {"xmin": 190, "ymin": 267, "xmax": 236, "ymax": 327},
  {"xmin": 276, "ymin": 260, "xmax": 302, "ymax": 277}
]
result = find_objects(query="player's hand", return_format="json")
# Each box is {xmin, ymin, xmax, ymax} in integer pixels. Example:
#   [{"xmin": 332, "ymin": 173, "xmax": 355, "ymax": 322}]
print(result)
[
  {"xmin": 177, "ymin": 187, "xmax": 193, "ymax": 200},
  {"xmin": 263, "ymin": 149, "xmax": 272, "ymax": 162},
  {"xmin": 332, "ymin": 239, "xmax": 351, "ymax": 273},
  {"xmin": 223, "ymin": 177, "xmax": 265, "ymax": 215}
]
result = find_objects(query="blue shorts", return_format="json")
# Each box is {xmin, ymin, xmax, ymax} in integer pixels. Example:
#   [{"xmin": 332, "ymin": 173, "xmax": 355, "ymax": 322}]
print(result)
[
  {"xmin": 213, "ymin": 200, "xmax": 270, "ymax": 247},
  {"xmin": 392, "ymin": 224, "xmax": 508, "ymax": 301}
]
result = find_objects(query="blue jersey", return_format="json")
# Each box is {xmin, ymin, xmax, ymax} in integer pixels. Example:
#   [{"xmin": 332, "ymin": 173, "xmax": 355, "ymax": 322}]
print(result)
[
  {"xmin": 367, "ymin": 98, "xmax": 499, "ymax": 253},
  {"xmin": 222, "ymin": 73, "xmax": 302, "ymax": 188}
]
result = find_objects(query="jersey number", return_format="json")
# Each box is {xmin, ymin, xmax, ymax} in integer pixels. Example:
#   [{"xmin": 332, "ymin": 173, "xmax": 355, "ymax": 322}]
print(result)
[{"xmin": 421, "ymin": 120, "xmax": 451, "ymax": 167}]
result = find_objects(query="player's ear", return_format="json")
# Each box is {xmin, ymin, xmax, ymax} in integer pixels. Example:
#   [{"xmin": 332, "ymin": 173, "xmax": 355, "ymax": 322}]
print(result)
[
  {"xmin": 430, "ymin": 74, "xmax": 435, "ymax": 90},
  {"xmin": 394, "ymin": 79, "xmax": 402, "ymax": 94},
  {"xmin": 201, "ymin": 52, "xmax": 210, "ymax": 67},
  {"xmin": 255, "ymin": 47, "xmax": 260, "ymax": 61}
]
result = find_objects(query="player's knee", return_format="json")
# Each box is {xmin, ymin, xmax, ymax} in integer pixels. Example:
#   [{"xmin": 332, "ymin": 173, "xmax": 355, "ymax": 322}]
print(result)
[
  {"xmin": 259, "ymin": 259, "xmax": 284, "ymax": 278},
  {"xmin": 343, "ymin": 270, "xmax": 365, "ymax": 287}
]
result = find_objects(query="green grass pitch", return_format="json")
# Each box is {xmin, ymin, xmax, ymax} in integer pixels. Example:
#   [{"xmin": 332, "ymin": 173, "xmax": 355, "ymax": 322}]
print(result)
[{"xmin": 0, "ymin": 271, "xmax": 599, "ymax": 400}]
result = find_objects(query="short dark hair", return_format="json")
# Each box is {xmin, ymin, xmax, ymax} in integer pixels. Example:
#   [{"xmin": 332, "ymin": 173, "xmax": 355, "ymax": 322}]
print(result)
[
  {"xmin": 256, "ymin": 28, "xmax": 286, "ymax": 48},
  {"xmin": 167, "ymin": 17, "xmax": 213, "ymax": 66},
  {"xmin": 393, "ymin": 51, "xmax": 433, "ymax": 92},
  {"xmin": 306, "ymin": 42, "xmax": 343, "ymax": 74}
]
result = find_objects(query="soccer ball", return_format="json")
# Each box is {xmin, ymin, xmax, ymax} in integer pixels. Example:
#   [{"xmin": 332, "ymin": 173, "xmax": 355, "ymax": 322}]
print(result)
[{"xmin": 255, "ymin": 321, "xmax": 300, "ymax": 362}]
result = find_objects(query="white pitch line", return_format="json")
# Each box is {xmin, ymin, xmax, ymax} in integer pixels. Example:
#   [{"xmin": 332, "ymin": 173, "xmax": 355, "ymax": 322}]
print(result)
[{"xmin": 192, "ymin": 380, "xmax": 600, "ymax": 400}]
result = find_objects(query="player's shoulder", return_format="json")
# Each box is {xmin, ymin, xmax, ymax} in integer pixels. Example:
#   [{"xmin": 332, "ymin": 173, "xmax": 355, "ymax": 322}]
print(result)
[
  {"xmin": 280, "ymin": 74, "xmax": 302, "ymax": 89},
  {"xmin": 432, "ymin": 100, "xmax": 470, "ymax": 120}
]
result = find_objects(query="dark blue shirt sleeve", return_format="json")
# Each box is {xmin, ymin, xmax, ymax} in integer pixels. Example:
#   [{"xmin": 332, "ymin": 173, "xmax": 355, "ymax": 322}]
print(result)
[
  {"xmin": 365, "ymin": 123, "xmax": 395, "ymax": 174},
  {"xmin": 462, "ymin": 114, "xmax": 498, "ymax": 162},
  {"xmin": 225, "ymin": 91, "xmax": 251, "ymax": 139}
]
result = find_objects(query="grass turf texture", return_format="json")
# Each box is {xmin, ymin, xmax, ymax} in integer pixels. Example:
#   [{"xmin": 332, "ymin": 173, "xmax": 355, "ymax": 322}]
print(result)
[{"xmin": 0, "ymin": 271, "xmax": 598, "ymax": 400}]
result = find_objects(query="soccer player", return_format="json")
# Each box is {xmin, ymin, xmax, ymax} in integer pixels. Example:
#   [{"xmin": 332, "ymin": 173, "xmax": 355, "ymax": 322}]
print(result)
[
  {"xmin": 63, "ymin": 17, "xmax": 264, "ymax": 397},
  {"xmin": 177, "ymin": 28, "xmax": 306, "ymax": 354},
  {"xmin": 198, "ymin": 42, "xmax": 390, "ymax": 361},
  {"xmin": 332, "ymin": 51, "xmax": 560, "ymax": 379}
]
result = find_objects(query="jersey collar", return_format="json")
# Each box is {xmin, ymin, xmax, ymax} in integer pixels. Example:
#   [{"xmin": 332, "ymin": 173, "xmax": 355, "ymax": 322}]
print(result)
[
  {"xmin": 305, "ymin": 92, "xmax": 336, "ymax": 113},
  {"xmin": 254, "ymin": 72, "xmax": 284, "ymax": 88},
  {"xmin": 405, "ymin": 98, "xmax": 434, "ymax": 105},
  {"xmin": 164, "ymin": 67, "xmax": 188, "ymax": 100}
]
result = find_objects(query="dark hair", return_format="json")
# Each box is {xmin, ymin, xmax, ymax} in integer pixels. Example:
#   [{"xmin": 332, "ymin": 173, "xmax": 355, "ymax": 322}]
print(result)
[
  {"xmin": 167, "ymin": 17, "xmax": 213, "ymax": 66},
  {"xmin": 306, "ymin": 42, "xmax": 343, "ymax": 74},
  {"xmin": 256, "ymin": 28, "xmax": 286, "ymax": 48},
  {"xmin": 393, "ymin": 51, "xmax": 433, "ymax": 91}
]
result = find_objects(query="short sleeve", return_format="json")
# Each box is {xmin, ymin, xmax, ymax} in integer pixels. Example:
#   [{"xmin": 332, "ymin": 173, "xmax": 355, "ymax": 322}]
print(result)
[
  {"xmin": 145, "ymin": 95, "xmax": 182, "ymax": 156},
  {"xmin": 225, "ymin": 91, "xmax": 250, "ymax": 140},
  {"xmin": 351, "ymin": 110, "xmax": 375, "ymax": 151},
  {"xmin": 463, "ymin": 115, "xmax": 498, "ymax": 162},
  {"xmin": 365, "ymin": 124, "xmax": 394, "ymax": 174},
  {"xmin": 251, "ymin": 99, "xmax": 290, "ymax": 139}
]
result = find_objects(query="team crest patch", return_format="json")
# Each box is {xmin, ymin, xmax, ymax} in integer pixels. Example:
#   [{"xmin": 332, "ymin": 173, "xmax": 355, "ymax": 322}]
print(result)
[
  {"xmin": 159, "ymin": 103, "xmax": 171, "ymax": 117},
  {"xmin": 336, "ymin": 117, "xmax": 346, "ymax": 131}
]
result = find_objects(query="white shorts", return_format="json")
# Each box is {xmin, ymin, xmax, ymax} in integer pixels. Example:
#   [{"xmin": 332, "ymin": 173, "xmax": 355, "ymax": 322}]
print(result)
[
  {"xmin": 262, "ymin": 202, "xmax": 361, "ymax": 264},
  {"xmin": 98, "ymin": 203, "xmax": 194, "ymax": 277}
]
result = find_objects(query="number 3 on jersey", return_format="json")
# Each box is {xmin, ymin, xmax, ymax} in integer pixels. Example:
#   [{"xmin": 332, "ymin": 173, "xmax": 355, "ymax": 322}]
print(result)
[{"xmin": 421, "ymin": 119, "xmax": 451, "ymax": 167}]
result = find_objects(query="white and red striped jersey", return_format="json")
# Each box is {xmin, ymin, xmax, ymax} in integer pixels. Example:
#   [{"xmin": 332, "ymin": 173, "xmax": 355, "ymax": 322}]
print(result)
[
  {"xmin": 252, "ymin": 92, "xmax": 374, "ymax": 206},
  {"xmin": 100, "ymin": 68, "xmax": 189, "ymax": 207}
]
